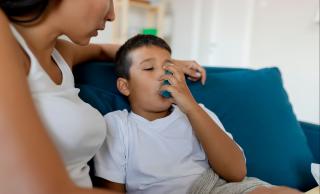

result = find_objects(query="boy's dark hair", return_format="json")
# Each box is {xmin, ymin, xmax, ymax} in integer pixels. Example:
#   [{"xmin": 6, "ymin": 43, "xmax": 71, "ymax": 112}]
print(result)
[{"xmin": 115, "ymin": 34, "xmax": 172, "ymax": 79}]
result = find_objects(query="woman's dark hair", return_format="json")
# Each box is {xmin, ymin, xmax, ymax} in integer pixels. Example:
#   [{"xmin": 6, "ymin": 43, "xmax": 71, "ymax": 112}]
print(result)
[
  {"xmin": 115, "ymin": 34, "xmax": 172, "ymax": 79},
  {"xmin": 0, "ymin": 0, "xmax": 49, "ymax": 23}
]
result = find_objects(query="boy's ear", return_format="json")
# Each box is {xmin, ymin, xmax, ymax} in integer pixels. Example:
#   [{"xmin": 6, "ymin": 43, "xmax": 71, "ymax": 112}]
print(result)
[{"xmin": 117, "ymin": 78, "xmax": 130, "ymax": 96}]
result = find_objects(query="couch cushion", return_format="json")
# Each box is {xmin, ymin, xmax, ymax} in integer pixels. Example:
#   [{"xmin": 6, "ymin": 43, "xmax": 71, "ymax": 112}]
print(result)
[
  {"xmin": 78, "ymin": 84, "xmax": 130, "ymax": 115},
  {"xmin": 187, "ymin": 67, "xmax": 316, "ymax": 190},
  {"xmin": 74, "ymin": 62, "xmax": 316, "ymax": 190},
  {"xmin": 300, "ymin": 121, "xmax": 320, "ymax": 163}
]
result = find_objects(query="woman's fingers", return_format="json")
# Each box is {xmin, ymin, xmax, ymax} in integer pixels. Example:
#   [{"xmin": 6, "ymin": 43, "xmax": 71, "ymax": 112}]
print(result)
[
  {"xmin": 177, "ymin": 60, "xmax": 207, "ymax": 85},
  {"xmin": 197, "ymin": 66, "xmax": 207, "ymax": 85},
  {"xmin": 187, "ymin": 76, "xmax": 199, "ymax": 82},
  {"xmin": 188, "ymin": 62, "xmax": 207, "ymax": 85},
  {"xmin": 160, "ymin": 62, "xmax": 207, "ymax": 86}
]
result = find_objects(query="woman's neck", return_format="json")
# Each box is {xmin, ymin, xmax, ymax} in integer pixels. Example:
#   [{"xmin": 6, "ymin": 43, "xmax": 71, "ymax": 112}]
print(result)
[{"xmin": 13, "ymin": 22, "xmax": 60, "ymax": 64}]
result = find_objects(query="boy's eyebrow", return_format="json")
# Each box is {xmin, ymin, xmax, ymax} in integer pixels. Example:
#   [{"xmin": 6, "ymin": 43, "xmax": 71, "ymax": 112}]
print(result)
[
  {"xmin": 139, "ymin": 58, "xmax": 155, "ymax": 66},
  {"xmin": 164, "ymin": 59, "xmax": 174, "ymax": 64},
  {"xmin": 139, "ymin": 58, "xmax": 173, "ymax": 66}
]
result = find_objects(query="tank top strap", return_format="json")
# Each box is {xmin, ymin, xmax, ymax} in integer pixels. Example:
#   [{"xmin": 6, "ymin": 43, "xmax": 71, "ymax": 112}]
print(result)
[
  {"xmin": 9, "ymin": 25, "xmax": 39, "ymax": 72},
  {"xmin": 9, "ymin": 25, "xmax": 33, "ymax": 54},
  {"xmin": 10, "ymin": 24, "xmax": 75, "ymax": 89},
  {"xmin": 51, "ymin": 48, "xmax": 75, "ymax": 88}
]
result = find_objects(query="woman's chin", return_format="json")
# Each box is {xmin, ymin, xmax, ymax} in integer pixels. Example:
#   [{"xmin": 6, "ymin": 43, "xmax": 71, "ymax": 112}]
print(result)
[
  {"xmin": 70, "ymin": 36, "xmax": 91, "ymax": 46},
  {"xmin": 77, "ymin": 39, "xmax": 91, "ymax": 46}
]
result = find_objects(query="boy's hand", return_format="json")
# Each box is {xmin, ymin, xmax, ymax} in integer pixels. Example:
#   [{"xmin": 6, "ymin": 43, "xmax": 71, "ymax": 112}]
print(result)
[
  {"xmin": 173, "ymin": 59, "xmax": 207, "ymax": 85},
  {"xmin": 159, "ymin": 63, "xmax": 198, "ymax": 114}
]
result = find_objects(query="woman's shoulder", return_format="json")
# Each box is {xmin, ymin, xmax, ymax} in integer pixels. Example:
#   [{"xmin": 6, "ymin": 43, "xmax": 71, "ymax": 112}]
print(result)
[
  {"xmin": 0, "ymin": 9, "xmax": 7, "ymax": 20},
  {"xmin": 0, "ymin": 10, "xmax": 11, "ymax": 36},
  {"xmin": 0, "ymin": 10, "xmax": 19, "ymax": 57},
  {"xmin": 0, "ymin": 10, "xmax": 30, "ymax": 74}
]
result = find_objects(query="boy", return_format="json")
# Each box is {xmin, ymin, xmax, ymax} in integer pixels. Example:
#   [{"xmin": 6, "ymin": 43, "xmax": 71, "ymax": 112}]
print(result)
[{"xmin": 93, "ymin": 35, "xmax": 300, "ymax": 194}]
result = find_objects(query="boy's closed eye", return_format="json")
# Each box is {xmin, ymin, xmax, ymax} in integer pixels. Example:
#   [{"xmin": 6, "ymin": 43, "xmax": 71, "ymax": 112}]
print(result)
[{"xmin": 143, "ymin": 67, "xmax": 154, "ymax": 71}]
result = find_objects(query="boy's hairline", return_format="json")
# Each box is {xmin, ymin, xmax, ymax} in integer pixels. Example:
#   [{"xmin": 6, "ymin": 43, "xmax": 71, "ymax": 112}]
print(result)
[{"xmin": 120, "ymin": 45, "xmax": 172, "ymax": 80}]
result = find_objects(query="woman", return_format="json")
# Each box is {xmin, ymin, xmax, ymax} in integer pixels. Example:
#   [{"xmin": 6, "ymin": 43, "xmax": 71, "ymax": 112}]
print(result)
[{"xmin": 0, "ymin": 0, "xmax": 206, "ymax": 194}]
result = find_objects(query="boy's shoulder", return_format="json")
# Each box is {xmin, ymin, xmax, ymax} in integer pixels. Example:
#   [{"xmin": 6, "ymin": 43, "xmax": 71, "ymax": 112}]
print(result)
[
  {"xmin": 104, "ymin": 109, "xmax": 129, "ymax": 116},
  {"xmin": 103, "ymin": 109, "xmax": 131, "ymax": 137},
  {"xmin": 103, "ymin": 109, "xmax": 130, "ymax": 123}
]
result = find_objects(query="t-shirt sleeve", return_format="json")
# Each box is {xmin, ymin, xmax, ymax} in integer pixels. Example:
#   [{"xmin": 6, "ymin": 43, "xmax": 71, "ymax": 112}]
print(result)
[
  {"xmin": 198, "ymin": 104, "xmax": 245, "ymax": 156},
  {"xmin": 94, "ymin": 111, "xmax": 127, "ymax": 184}
]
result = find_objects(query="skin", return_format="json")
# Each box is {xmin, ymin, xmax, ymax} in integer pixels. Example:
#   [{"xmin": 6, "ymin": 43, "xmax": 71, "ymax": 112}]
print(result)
[{"xmin": 0, "ymin": 0, "xmax": 206, "ymax": 193}]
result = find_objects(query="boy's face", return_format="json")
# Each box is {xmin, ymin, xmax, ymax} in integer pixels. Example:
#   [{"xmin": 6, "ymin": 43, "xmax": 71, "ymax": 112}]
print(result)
[{"xmin": 118, "ymin": 46, "xmax": 173, "ymax": 113}]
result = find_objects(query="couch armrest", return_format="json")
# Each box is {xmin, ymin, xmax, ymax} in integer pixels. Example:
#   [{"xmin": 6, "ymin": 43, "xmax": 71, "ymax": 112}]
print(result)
[{"xmin": 300, "ymin": 121, "xmax": 320, "ymax": 163}]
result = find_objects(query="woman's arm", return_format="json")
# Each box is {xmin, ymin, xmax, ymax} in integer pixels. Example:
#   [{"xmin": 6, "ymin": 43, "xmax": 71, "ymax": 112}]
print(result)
[
  {"xmin": 55, "ymin": 40, "xmax": 207, "ymax": 84},
  {"xmin": 0, "ymin": 10, "xmax": 120, "ymax": 194},
  {"xmin": 55, "ymin": 39, "xmax": 120, "ymax": 68}
]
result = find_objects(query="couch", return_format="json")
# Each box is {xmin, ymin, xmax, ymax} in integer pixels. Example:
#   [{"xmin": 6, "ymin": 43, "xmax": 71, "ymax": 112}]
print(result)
[{"xmin": 73, "ymin": 61, "xmax": 319, "ymax": 192}]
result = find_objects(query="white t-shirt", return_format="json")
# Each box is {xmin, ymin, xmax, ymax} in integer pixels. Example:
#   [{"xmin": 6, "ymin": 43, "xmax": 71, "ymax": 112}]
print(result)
[
  {"xmin": 95, "ymin": 104, "xmax": 242, "ymax": 194},
  {"xmin": 11, "ymin": 26, "xmax": 106, "ymax": 188}
]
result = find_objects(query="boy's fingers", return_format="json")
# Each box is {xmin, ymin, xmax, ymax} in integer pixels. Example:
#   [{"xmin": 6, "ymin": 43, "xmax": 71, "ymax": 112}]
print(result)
[
  {"xmin": 159, "ymin": 84, "xmax": 175, "ymax": 95},
  {"xmin": 163, "ymin": 64, "xmax": 184, "ymax": 81},
  {"xmin": 159, "ymin": 74, "xmax": 177, "ymax": 86}
]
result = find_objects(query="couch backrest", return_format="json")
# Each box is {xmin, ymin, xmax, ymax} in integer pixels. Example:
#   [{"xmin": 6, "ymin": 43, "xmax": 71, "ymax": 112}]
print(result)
[{"xmin": 74, "ymin": 61, "xmax": 317, "ymax": 191}]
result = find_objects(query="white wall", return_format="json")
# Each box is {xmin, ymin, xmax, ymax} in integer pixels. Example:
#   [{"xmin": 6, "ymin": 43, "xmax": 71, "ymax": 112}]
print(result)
[
  {"xmin": 170, "ymin": 0, "xmax": 197, "ymax": 59},
  {"xmin": 205, "ymin": 0, "xmax": 254, "ymax": 66},
  {"xmin": 250, "ymin": 0, "xmax": 319, "ymax": 124},
  {"xmin": 170, "ymin": 0, "xmax": 319, "ymax": 124}
]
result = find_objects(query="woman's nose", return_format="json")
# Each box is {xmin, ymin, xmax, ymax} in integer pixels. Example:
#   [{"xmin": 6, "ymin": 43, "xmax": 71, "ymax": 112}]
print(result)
[{"xmin": 105, "ymin": 1, "xmax": 116, "ymax": 22}]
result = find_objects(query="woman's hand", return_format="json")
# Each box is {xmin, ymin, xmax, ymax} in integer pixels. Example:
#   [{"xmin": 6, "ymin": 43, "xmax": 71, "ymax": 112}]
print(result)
[
  {"xmin": 159, "ymin": 63, "xmax": 198, "ymax": 114},
  {"xmin": 172, "ymin": 59, "xmax": 206, "ymax": 85}
]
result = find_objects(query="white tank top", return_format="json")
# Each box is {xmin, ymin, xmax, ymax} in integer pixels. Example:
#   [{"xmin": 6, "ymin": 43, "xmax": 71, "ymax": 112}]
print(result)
[{"xmin": 10, "ymin": 26, "xmax": 106, "ymax": 188}]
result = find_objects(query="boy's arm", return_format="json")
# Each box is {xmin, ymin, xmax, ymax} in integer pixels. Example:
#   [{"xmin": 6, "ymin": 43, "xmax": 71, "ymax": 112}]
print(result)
[
  {"xmin": 185, "ymin": 104, "xmax": 246, "ymax": 182},
  {"xmin": 93, "ymin": 177, "xmax": 126, "ymax": 193},
  {"xmin": 160, "ymin": 64, "xmax": 246, "ymax": 182}
]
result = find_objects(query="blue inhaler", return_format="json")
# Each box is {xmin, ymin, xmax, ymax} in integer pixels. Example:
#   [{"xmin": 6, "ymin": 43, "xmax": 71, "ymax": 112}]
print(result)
[{"xmin": 160, "ymin": 69, "xmax": 172, "ymax": 98}]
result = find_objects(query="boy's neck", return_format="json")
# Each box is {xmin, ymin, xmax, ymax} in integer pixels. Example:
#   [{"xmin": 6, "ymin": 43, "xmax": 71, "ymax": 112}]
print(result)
[{"xmin": 131, "ymin": 106, "xmax": 173, "ymax": 121}]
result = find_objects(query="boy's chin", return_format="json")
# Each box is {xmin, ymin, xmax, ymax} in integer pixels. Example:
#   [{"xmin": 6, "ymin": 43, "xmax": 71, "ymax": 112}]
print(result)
[
  {"xmin": 159, "ymin": 98, "xmax": 172, "ymax": 105},
  {"xmin": 154, "ymin": 100, "xmax": 172, "ymax": 111},
  {"xmin": 163, "ymin": 102, "xmax": 173, "ymax": 109}
]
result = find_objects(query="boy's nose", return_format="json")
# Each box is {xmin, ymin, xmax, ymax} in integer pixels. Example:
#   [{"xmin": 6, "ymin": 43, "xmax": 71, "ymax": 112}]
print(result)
[{"xmin": 156, "ymin": 70, "xmax": 165, "ymax": 81}]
